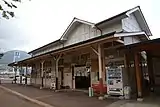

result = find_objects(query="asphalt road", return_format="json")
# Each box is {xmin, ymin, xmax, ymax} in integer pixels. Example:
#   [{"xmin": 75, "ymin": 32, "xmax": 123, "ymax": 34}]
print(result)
[{"xmin": 0, "ymin": 88, "xmax": 41, "ymax": 107}]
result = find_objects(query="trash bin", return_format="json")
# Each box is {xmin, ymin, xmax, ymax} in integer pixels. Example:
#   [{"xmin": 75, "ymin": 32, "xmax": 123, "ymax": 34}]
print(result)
[
  {"xmin": 124, "ymin": 86, "xmax": 131, "ymax": 99},
  {"xmin": 89, "ymin": 87, "xmax": 92, "ymax": 97},
  {"xmin": 91, "ymin": 87, "xmax": 94, "ymax": 97},
  {"xmin": 89, "ymin": 87, "xmax": 94, "ymax": 97}
]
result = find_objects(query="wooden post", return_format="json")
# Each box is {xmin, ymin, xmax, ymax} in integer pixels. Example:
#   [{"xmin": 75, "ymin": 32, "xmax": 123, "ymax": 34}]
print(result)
[
  {"xmin": 41, "ymin": 61, "xmax": 45, "ymax": 88},
  {"xmin": 55, "ymin": 54, "xmax": 62, "ymax": 90},
  {"xmin": 20, "ymin": 65, "xmax": 22, "ymax": 84},
  {"xmin": 14, "ymin": 65, "xmax": 17, "ymax": 84},
  {"xmin": 25, "ymin": 65, "xmax": 28, "ymax": 85},
  {"xmin": 102, "ymin": 45, "xmax": 106, "ymax": 86},
  {"xmin": 51, "ymin": 60, "xmax": 56, "ymax": 84},
  {"xmin": 71, "ymin": 65, "xmax": 74, "ymax": 89},
  {"xmin": 55, "ymin": 59, "xmax": 58, "ymax": 89},
  {"xmin": 134, "ymin": 52, "xmax": 142, "ymax": 98},
  {"xmin": 124, "ymin": 53, "xmax": 130, "ymax": 85},
  {"xmin": 147, "ymin": 52, "xmax": 154, "ymax": 91},
  {"xmin": 35, "ymin": 63, "xmax": 37, "ymax": 85},
  {"xmin": 98, "ymin": 44, "xmax": 103, "ymax": 95}
]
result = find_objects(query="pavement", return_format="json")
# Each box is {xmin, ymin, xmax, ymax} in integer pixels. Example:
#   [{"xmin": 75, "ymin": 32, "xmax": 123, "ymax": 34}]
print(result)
[
  {"xmin": 1, "ymin": 84, "xmax": 116, "ymax": 107},
  {"xmin": 0, "ymin": 88, "xmax": 41, "ymax": 107},
  {"xmin": 107, "ymin": 100, "xmax": 160, "ymax": 107},
  {"xmin": 1, "ymin": 84, "xmax": 160, "ymax": 107}
]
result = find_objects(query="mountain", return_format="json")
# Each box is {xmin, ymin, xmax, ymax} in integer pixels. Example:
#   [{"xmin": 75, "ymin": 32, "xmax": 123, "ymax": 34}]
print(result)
[{"xmin": 0, "ymin": 50, "xmax": 31, "ymax": 64}]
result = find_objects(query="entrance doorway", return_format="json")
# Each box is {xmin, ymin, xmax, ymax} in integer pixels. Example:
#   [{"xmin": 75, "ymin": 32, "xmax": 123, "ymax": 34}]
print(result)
[{"xmin": 74, "ymin": 66, "xmax": 91, "ymax": 89}]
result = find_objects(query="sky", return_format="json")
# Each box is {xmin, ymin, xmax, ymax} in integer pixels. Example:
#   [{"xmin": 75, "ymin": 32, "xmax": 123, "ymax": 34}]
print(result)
[{"xmin": 0, "ymin": 0, "xmax": 159, "ymax": 52}]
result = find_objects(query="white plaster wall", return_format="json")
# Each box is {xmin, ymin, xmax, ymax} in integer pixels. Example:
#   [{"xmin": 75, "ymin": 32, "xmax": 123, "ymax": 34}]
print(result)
[
  {"xmin": 64, "ymin": 24, "xmax": 94, "ymax": 46},
  {"xmin": 58, "ymin": 71, "xmax": 61, "ymax": 86},
  {"xmin": 101, "ymin": 21, "xmax": 122, "ymax": 35},
  {"xmin": 63, "ymin": 72, "xmax": 72, "ymax": 88},
  {"xmin": 31, "ymin": 78, "xmax": 36, "ymax": 84},
  {"xmin": 31, "ymin": 21, "xmax": 122, "ymax": 56},
  {"xmin": 35, "ymin": 78, "xmax": 42, "ymax": 85},
  {"xmin": 44, "ymin": 78, "xmax": 52, "ymax": 88},
  {"xmin": 32, "ymin": 24, "xmax": 95, "ymax": 57},
  {"xmin": 122, "ymin": 14, "xmax": 141, "ymax": 32},
  {"xmin": 91, "ymin": 72, "xmax": 98, "ymax": 84},
  {"xmin": 124, "ymin": 36, "xmax": 140, "ymax": 45}
]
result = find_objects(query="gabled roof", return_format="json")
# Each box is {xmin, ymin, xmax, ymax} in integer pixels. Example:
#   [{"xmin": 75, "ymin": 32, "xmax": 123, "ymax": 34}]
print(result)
[
  {"xmin": 28, "ymin": 6, "xmax": 152, "ymax": 54},
  {"xmin": 96, "ymin": 6, "xmax": 152, "ymax": 36},
  {"xmin": 28, "ymin": 18, "xmax": 94, "ymax": 54},
  {"xmin": 28, "ymin": 39, "xmax": 60, "ymax": 54},
  {"xmin": 60, "ymin": 17, "xmax": 95, "ymax": 40}
]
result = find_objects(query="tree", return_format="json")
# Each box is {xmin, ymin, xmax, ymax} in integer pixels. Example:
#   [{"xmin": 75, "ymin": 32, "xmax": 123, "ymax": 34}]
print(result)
[{"xmin": 0, "ymin": 0, "xmax": 25, "ymax": 19}]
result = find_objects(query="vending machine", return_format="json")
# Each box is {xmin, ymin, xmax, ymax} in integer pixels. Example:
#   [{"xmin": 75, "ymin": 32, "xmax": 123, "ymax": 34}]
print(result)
[{"xmin": 106, "ymin": 67, "xmax": 124, "ymax": 96}]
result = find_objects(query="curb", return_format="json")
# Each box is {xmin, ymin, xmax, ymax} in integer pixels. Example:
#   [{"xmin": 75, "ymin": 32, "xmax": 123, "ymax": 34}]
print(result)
[{"xmin": 0, "ymin": 85, "xmax": 54, "ymax": 107}]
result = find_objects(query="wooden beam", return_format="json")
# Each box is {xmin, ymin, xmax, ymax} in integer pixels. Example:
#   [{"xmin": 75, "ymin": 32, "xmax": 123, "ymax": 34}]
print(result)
[
  {"xmin": 133, "ymin": 44, "xmax": 160, "ymax": 51},
  {"xmin": 90, "ymin": 46, "xmax": 99, "ymax": 56},
  {"xmin": 134, "ymin": 52, "xmax": 142, "ymax": 98},
  {"xmin": 116, "ymin": 39, "xmax": 124, "ymax": 44},
  {"xmin": 104, "ymin": 44, "xmax": 124, "ymax": 50},
  {"xmin": 14, "ymin": 37, "xmax": 119, "ymax": 67}
]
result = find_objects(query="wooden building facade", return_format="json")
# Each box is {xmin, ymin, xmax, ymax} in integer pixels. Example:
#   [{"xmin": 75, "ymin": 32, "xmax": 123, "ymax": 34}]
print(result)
[{"xmin": 9, "ymin": 6, "xmax": 152, "ymax": 99}]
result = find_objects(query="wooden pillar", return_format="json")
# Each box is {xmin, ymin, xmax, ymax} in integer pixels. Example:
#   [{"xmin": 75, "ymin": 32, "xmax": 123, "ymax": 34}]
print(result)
[
  {"xmin": 51, "ymin": 60, "xmax": 56, "ymax": 83},
  {"xmin": 41, "ymin": 61, "xmax": 45, "ymax": 88},
  {"xmin": 35, "ymin": 63, "xmax": 37, "ymax": 85},
  {"xmin": 56, "ymin": 60, "xmax": 59, "ymax": 89},
  {"xmin": 25, "ymin": 65, "xmax": 28, "ymax": 85},
  {"xmin": 98, "ymin": 44, "xmax": 104, "ymax": 95},
  {"xmin": 71, "ymin": 65, "xmax": 74, "ymax": 89},
  {"xmin": 44, "ymin": 62, "xmax": 46, "ymax": 87},
  {"xmin": 102, "ymin": 45, "xmax": 106, "ymax": 85},
  {"xmin": 30, "ymin": 64, "xmax": 34, "ymax": 85},
  {"xmin": 147, "ymin": 52, "xmax": 155, "ymax": 91},
  {"xmin": 14, "ymin": 65, "xmax": 17, "ymax": 84},
  {"xmin": 134, "ymin": 52, "xmax": 142, "ymax": 98},
  {"xmin": 124, "ymin": 53, "xmax": 130, "ymax": 85},
  {"xmin": 55, "ymin": 54, "xmax": 62, "ymax": 90},
  {"xmin": 20, "ymin": 65, "xmax": 22, "ymax": 84}
]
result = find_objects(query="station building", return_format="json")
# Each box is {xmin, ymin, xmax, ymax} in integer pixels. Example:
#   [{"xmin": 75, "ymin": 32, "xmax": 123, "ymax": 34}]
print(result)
[{"xmin": 9, "ymin": 6, "xmax": 156, "ymax": 99}]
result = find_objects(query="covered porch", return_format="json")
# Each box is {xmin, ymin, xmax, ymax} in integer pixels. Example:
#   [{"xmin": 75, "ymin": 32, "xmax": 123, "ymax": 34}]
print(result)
[
  {"xmin": 9, "ymin": 32, "xmax": 128, "ymax": 96},
  {"xmin": 122, "ymin": 38, "xmax": 160, "ymax": 99}
]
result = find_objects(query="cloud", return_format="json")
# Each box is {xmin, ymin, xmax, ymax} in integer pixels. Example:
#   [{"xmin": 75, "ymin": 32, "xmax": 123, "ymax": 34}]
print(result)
[{"xmin": 0, "ymin": 0, "xmax": 159, "ymax": 52}]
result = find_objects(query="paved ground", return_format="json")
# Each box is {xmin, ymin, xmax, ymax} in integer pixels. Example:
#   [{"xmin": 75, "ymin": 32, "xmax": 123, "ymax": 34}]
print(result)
[
  {"xmin": 2, "ymin": 84, "xmax": 116, "ymax": 107},
  {"xmin": 107, "ymin": 100, "xmax": 160, "ymax": 107},
  {"xmin": 0, "ymin": 88, "xmax": 41, "ymax": 107},
  {"xmin": 2, "ymin": 84, "xmax": 160, "ymax": 107}
]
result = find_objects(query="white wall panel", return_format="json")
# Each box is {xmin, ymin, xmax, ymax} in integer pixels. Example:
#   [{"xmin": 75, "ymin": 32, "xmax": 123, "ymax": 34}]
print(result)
[
  {"xmin": 122, "ymin": 14, "xmax": 141, "ymax": 32},
  {"xmin": 64, "ymin": 72, "xmax": 72, "ymax": 88},
  {"xmin": 101, "ymin": 21, "xmax": 122, "ymax": 34},
  {"xmin": 124, "ymin": 36, "xmax": 140, "ymax": 45}
]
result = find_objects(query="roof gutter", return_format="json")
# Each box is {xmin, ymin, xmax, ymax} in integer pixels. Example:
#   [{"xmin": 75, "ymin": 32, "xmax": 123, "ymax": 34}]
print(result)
[{"xmin": 93, "ymin": 25, "xmax": 103, "ymax": 36}]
